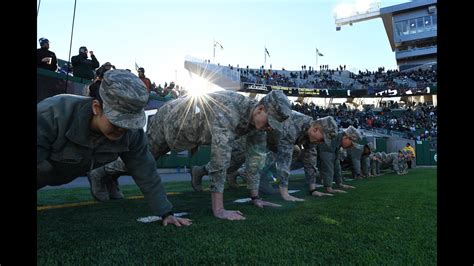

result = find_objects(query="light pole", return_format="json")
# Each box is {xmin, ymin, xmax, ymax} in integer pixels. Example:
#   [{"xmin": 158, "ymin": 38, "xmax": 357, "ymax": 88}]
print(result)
[
  {"xmin": 315, "ymin": 46, "xmax": 319, "ymax": 71},
  {"xmin": 213, "ymin": 39, "xmax": 223, "ymax": 63}
]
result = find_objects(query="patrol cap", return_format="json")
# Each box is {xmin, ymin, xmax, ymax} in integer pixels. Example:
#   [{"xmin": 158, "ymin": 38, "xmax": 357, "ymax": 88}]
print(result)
[
  {"xmin": 261, "ymin": 90, "xmax": 291, "ymax": 132},
  {"xmin": 315, "ymin": 116, "xmax": 338, "ymax": 146},
  {"xmin": 343, "ymin": 126, "xmax": 363, "ymax": 144},
  {"xmin": 99, "ymin": 69, "xmax": 149, "ymax": 129}
]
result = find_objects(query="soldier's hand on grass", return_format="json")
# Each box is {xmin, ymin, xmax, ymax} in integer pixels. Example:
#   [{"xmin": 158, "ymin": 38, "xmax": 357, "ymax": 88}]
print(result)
[
  {"xmin": 214, "ymin": 209, "xmax": 246, "ymax": 220},
  {"xmin": 310, "ymin": 190, "xmax": 334, "ymax": 197},
  {"xmin": 281, "ymin": 193, "xmax": 305, "ymax": 202},
  {"xmin": 326, "ymin": 187, "xmax": 347, "ymax": 194},
  {"xmin": 162, "ymin": 215, "xmax": 192, "ymax": 227},
  {"xmin": 340, "ymin": 184, "xmax": 355, "ymax": 189},
  {"xmin": 252, "ymin": 198, "xmax": 282, "ymax": 208}
]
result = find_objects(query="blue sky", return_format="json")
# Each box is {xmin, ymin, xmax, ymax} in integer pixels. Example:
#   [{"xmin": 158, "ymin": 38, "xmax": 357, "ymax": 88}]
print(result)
[{"xmin": 37, "ymin": 0, "xmax": 410, "ymax": 86}]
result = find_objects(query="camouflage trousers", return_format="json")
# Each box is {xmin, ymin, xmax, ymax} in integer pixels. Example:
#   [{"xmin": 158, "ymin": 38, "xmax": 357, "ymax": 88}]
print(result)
[
  {"xmin": 234, "ymin": 145, "xmax": 318, "ymax": 187},
  {"xmin": 361, "ymin": 155, "xmax": 371, "ymax": 176},
  {"xmin": 317, "ymin": 151, "xmax": 343, "ymax": 188},
  {"xmin": 397, "ymin": 158, "xmax": 408, "ymax": 174},
  {"xmin": 93, "ymin": 132, "xmax": 266, "ymax": 193},
  {"xmin": 370, "ymin": 160, "xmax": 380, "ymax": 175},
  {"xmin": 201, "ymin": 137, "xmax": 264, "ymax": 191}
]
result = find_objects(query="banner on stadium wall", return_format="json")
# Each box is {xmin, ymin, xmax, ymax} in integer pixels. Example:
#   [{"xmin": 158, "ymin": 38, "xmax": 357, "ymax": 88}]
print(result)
[
  {"xmin": 372, "ymin": 85, "xmax": 436, "ymax": 97},
  {"xmin": 240, "ymin": 82, "xmax": 272, "ymax": 93},
  {"xmin": 240, "ymin": 83, "xmax": 332, "ymax": 97},
  {"xmin": 240, "ymin": 83, "xmax": 373, "ymax": 98},
  {"xmin": 239, "ymin": 82, "xmax": 436, "ymax": 98},
  {"xmin": 270, "ymin": 85, "xmax": 329, "ymax": 97}
]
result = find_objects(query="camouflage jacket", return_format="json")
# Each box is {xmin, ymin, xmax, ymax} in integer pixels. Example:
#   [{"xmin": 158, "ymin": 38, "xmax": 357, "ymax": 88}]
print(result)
[
  {"xmin": 267, "ymin": 111, "xmax": 317, "ymax": 187},
  {"xmin": 318, "ymin": 131, "xmax": 363, "ymax": 173},
  {"xmin": 318, "ymin": 131, "xmax": 344, "ymax": 155},
  {"xmin": 147, "ymin": 91, "xmax": 267, "ymax": 192},
  {"xmin": 37, "ymin": 95, "xmax": 172, "ymax": 216}
]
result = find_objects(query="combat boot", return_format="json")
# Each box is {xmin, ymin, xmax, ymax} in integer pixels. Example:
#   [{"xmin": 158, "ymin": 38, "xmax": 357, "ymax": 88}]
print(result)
[
  {"xmin": 106, "ymin": 178, "xmax": 124, "ymax": 199},
  {"xmin": 87, "ymin": 166, "xmax": 109, "ymax": 202},
  {"xmin": 191, "ymin": 165, "xmax": 206, "ymax": 192}
]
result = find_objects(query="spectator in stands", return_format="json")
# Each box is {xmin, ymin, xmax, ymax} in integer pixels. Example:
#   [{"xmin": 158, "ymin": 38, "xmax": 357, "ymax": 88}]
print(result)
[
  {"xmin": 101, "ymin": 62, "xmax": 115, "ymax": 72},
  {"xmin": 87, "ymin": 63, "xmax": 116, "ymax": 107},
  {"xmin": 169, "ymin": 82, "xmax": 180, "ymax": 98},
  {"xmin": 71, "ymin": 46, "xmax": 100, "ymax": 81},
  {"xmin": 59, "ymin": 63, "xmax": 73, "ymax": 76},
  {"xmin": 37, "ymin": 38, "xmax": 58, "ymax": 72},
  {"xmin": 161, "ymin": 82, "xmax": 176, "ymax": 98},
  {"xmin": 137, "ymin": 67, "xmax": 152, "ymax": 93},
  {"xmin": 38, "ymin": 70, "xmax": 191, "ymax": 227}
]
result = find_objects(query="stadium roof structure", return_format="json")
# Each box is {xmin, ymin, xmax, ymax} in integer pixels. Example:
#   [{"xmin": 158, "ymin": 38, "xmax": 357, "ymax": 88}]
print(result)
[{"xmin": 335, "ymin": 0, "xmax": 437, "ymax": 71}]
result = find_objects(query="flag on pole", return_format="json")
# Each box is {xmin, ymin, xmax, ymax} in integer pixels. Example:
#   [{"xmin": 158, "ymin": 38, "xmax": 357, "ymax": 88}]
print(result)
[
  {"xmin": 316, "ymin": 48, "xmax": 324, "ymax": 56},
  {"xmin": 135, "ymin": 61, "xmax": 140, "ymax": 72},
  {"xmin": 265, "ymin": 47, "xmax": 270, "ymax": 57},
  {"xmin": 214, "ymin": 41, "xmax": 224, "ymax": 50}
]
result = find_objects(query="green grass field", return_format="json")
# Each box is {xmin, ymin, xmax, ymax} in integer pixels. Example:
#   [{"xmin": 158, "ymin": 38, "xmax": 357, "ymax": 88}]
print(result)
[{"xmin": 37, "ymin": 168, "xmax": 437, "ymax": 265}]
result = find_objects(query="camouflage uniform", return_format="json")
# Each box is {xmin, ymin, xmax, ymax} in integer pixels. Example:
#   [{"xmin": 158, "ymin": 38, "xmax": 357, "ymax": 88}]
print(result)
[
  {"xmin": 317, "ymin": 126, "xmax": 363, "ymax": 188},
  {"xmin": 92, "ymin": 90, "xmax": 292, "ymax": 193},
  {"xmin": 360, "ymin": 143, "xmax": 374, "ymax": 177},
  {"xmin": 346, "ymin": 143, "xmax": 364, "ymax": 179},
  {"xmin": 37, "ymin": 70, "xmax": 174, "ymax": 216},
  {"xmin": 270, "ymin": 114, "xmax": 338, "ymax": 187},
  {"xmin": 379, "ymin": 152, "xmax": 389, "ymax": 169},
  {"xmin": 369, "ymin": 152, "xmax": 382, "ymax": 175},
  {"xmin": 193, "ymin": 132, "xmax": 266, "ymax": 191},
  {"xmin": 398, "ymin": 151, "xmax": 408, "ymax": 174},
  {"xmin": 384, "ymin": 152, "xmax": 401, "ymax": 173},
  {"xmin": 228, "ymin": 113, "xmax": 338, "ymax": 189}
]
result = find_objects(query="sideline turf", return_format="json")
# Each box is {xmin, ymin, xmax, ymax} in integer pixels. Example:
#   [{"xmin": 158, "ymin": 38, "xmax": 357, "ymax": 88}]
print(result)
[{"xmin": 37, "ymin": 168, "xmax": 436, "ymax": 264}]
